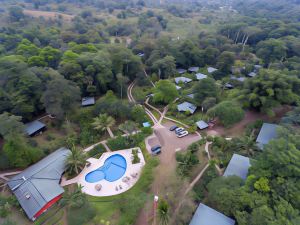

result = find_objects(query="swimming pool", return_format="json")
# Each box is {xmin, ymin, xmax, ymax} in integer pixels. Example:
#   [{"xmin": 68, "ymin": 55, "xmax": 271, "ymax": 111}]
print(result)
[{"xmin": 85, "ymin": 154, "xmax": 127, "ymax": 183}]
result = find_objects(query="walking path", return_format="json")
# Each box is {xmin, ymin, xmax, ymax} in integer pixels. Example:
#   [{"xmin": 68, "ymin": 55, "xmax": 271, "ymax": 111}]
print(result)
[{"xmin": 0, "ymin": 171, "xmax": 22, "ymax": 181}]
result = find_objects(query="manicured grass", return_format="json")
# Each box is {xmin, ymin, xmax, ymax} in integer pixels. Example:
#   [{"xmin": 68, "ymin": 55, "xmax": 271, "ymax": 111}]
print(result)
[{"xmin": 85, "ymin": 144, "xmax": 159, "ymax": 225}]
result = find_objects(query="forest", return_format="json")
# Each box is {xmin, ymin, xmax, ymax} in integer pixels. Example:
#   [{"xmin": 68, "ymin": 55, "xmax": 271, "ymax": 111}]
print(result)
[{"xmin": 0, "ymin": 0, "xmax": 299, "ymax": 225}]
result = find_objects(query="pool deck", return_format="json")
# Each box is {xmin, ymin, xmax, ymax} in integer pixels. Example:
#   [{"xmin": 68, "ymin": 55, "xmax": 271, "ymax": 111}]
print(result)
[{"xmin": 61, "ymin": 148, "xmax": 145, "ymax": 196}]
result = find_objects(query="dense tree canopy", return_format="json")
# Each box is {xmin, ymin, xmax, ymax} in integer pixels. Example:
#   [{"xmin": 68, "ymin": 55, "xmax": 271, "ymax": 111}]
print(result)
[
  {"xmin": 207, "ymin": 129, "xmax": 300, "ymax": 225},
  {"xmin": 153, "ymin": 80, "xmax": 179, "ymax": 104}
]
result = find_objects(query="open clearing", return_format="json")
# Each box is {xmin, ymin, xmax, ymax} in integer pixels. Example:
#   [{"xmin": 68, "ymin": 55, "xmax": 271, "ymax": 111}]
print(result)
[{"xmin": 23, "ymin": 9, "xmax": 74, "ymax": 22}]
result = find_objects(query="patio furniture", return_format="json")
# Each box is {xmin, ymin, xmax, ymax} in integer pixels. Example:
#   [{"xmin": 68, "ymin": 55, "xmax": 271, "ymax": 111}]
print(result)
[
  {"xmin": 95, "ymin": 184, "xmax": 102, "ymax": 191},
  {"xmin": 119, "ymin": 185, "xmax": 122, "ymax": 189},
  {"xmin": 115, "ymin": 186, "xmax": 119, "ymax": 191}
]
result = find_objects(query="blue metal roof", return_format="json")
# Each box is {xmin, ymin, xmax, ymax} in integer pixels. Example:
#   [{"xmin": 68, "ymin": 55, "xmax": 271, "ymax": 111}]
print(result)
[
  {"xmin": 256, "ymin": 123, "xmax": 278, "ymax": 149},
  {"xmin": 223, "ymin": 154, "xmax": 251, "ymax": 180},
  {"xmin": 195, "ymin": 73, "xmax": 207, "ymax": 80},
  {"xmin": 82, "ymin": 97, "xmax": 95, "ymax": 106},
  {"xmin": 175, "ymin": 76, "xmax": 192, "ymax": 84},
  {"xmin": 177, "ymin": 102, "xmax": 197, "ymax": 114},
  {"xmin": 143, "ymin": 122, "xmax": 151, "ymax": 127},
  {"xmin": 190, "ymin": 203, "xmax": 235, "ymax": 225},
  {"xmin": 25, "ymin": 120, "xmax": 46, "ymax": 136},
  {"xmin": 196, "ymin": 120, "xmax": 209, "ymax": 130}
]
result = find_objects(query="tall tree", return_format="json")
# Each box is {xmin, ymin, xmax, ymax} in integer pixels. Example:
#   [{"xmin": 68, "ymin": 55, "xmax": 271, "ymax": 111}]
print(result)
[
  {"xmin": 41, "ymin": 76, "xmax": 81, "ymax": 120},
  {"xmin": 65, "ymin": 146, "xmax": 87, "ymax": 176},
  {"xmin": 153, "ymin": 80, "xmax": 179, "ymax": 104},
  {"xmin": 0, "ymin": 113, "xmax": 24, "ymax": 139},
  {"xmin": 92, "ymin": 113, "xmax": 116, "ymax": 138}
]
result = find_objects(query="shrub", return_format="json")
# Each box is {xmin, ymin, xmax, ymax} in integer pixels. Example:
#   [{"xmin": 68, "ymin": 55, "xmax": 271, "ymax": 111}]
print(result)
[
  {"xmin": 87, "ymin": 145, "xmax": 105, "ymax": 158},
  {"xmin": 67, "ymin": 202, "xmax": 96, "ymax": 225},
  {"xmin": 131, "ymin": 148, "xmax": 140, "ymax": 164}
]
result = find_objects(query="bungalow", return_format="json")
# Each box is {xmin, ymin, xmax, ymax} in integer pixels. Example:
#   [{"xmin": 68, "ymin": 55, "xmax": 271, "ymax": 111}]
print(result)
[
  {"xmin": 82, "ymin": 97, "xmax": 95, "ymax": 107},
  {"xmin": 195, "ymin": 73, "xmax": 207, "ymax": 80},
  {"xmin": 137, "ymin": 52, "xmax": 144, "ymax": 57},
  {"xmin": 196, "ymin": 120, "xmax": 209, "ymax": 130},
  {"xmin": 207, "ymin": 67, "xmax": 218, "ymax": 74},
  {"xmin": 187, "ymin": 93, "xmax": 195, "ymax": 99},
  {"xmin": 25, "ymin": 120, "xmax": 46, "ymax": 136},
  {"xmin": 230, "ymin": 76, "xmax": 246, "ymax": 82},
  {"xmin": 223, "ymin": 154, "xmax": 251, "ymax": 180},
  {"xmin": 177, "ymin": 102, "xmax": 197, "ymax": 114},
  {"xmin": 190, "ymin": 203, "xmax": 235, "ymax": 225},
  {"xmin": 7, "ymin": 148, "xmax": 71, "ymax": 221},
  {"xmin": 188, "ymin": 67, "xmax": 199, "ymax": 73},
  {"xmin": 254, "ymin": 65, "xmax": 262, "ymax": 72},
  {"xmin": 177, "ymin": 68, "xmax": 187, "ymax": 74},
  {"xmin": 224, "ymin": 83, "xmax": 234, "ymax": 89},
  {"xmin": 176, "ymin": 85, "xmax": 182, "ymax": 90},
  {"xmin": 256, "ymin": 123, "xmax": 278, "ymax": 149},
  {"xmin": 175, "ymin": 76, "xmax": 192, "ymax": 84},
  {"xmin": 248, "ymin": 72, "xmax": 257, "ymax": 78}
]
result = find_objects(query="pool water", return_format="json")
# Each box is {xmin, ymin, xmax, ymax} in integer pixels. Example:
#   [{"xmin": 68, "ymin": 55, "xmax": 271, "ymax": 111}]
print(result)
[{"xmin": 85, "ymin": 154, "xmax": 127, "ymax": 183}]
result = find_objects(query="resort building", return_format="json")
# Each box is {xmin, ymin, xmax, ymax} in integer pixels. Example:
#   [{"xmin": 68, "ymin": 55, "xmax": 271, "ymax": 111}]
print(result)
[
  {"xmin": 187, "ymin": 93, "xmax": 195, "ymax": 99},
  {"xmin": 256, "ymin": 123, "xmax": 278, "ymax": 149},
  {"xmin": 188, "ymin": 67, "xmax": 200, "ymax": 73},
  {"xmin": 82, "ymin": 97, "xmax": 95, "ymax": 107},
  {"xmin": 177, "ymin": 102, "xmax": 197, "ymax": 114},
  {"xmin": 207, "ymin": 67, "xmax": 218, "ymax": 74},
  {"xmin": 196, "ymin": 120, "xmax": 209, "ymax": 130},
  {"xmin": 195, "ymin": 73, "xmax": 207, "ymax": 80},
  {"xmin": 25, "ymin": 120, "xmax": 46, "ymax": 136},
  {"xmin": 190, "ymin": 203, "xmax": 235, "ymax": 225},
  {"xmin": 7, "ymin": 148, "xmax": 71, "ymax": 221},
  {"xmin": 177, "ymin": 68, "xmax": 187, "ymax": 74},
  {"xmin": 176, "ymin": 85, "xmax": 182, "ymax": 90},
  {"xmin": 223, "ymin": 154, "xmax": 251, "ymax": 180},
  {"xmin": 247, "ymin": 72, "xmax": 257, "ymax": 77},
  {"xmin": 175, "ymin": 76, "xmax": 192, "ymax": 84}
]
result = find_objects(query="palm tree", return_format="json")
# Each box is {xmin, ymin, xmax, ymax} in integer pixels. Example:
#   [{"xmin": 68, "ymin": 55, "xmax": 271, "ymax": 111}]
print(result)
[
  {"xmin": 157, "ymin": 199, "xmax": 169, "ymax": 225},
  {"xmin": 65, "ymin": 146, "xmax": 87, "ymax": 176},
  {"xmin": 119, "ymin": 120, "xmax": 138, "ymax": 136},
  {"xmin": 92, "ymin": 113, "xmax": 115, "ymax": 138},
  {"xmin": 60, "ymin": 184, "xmax": 86, "ymax": 209},
  {"xmin": 236, "ymin": 132, "xmax": 258, "ymax": 156}
]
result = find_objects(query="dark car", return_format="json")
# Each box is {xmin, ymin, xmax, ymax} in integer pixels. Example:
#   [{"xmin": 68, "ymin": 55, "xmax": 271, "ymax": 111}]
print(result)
[
  {"xmin": 169, "ymin": 125, "xmax": 178, "ymax": 131},
  {"xmin": 151, "ymin": 145, "xmax": 161, "ymax": 155}
]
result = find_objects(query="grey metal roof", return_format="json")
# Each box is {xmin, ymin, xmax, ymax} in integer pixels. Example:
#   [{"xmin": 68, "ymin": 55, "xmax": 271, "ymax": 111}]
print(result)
[
  {"xmin": 82, "ymin": 97, "xmax": 95, "ymax": 106},
  {"xmin": 224, "ymin": 83, "xmax": 234, "ymax": 89},
  {"xmin": 177, "ymin": 68, "xmax": 187, "ymax": 74},
  {"xmin": 190, "ymin": 203, "xmax": 235, "ymax": 225},
  {"xmin": 223, "ymin": 154, "xmax": 251, "ymax": 180},
  {"xmin": 188, "ymin": 67, "xmax": 199, "ymax": 73},
  {"xmin": 230, "ymin": 76, "xmax": 246, "ymax": 82},
  {"xmin": 25, "ymin": 121, "xmax": 46, "ymax": 136},
  {"xmin": 176, "ymin": 85, "xmax": 182, "ymax": 90},
  {"xmin": 254, "ymin": 65, "xmax": 262, "ymax": 70},
  {"xmin": 137, "ymin": 53, "xmax": 144, "ymax": 57},
  {"xmin": 7, "ymin": 148, "xmax": 71, "ymax": 220},
  {"xmin": 195, "ymin": 73, "xmax": 207, "ymax": 80},
  {"xmin": 207, "ymin": 67, "xmax": 218, "ymax": 73},
  {"xmin": 256, "ymin": 123, "xmax": 278, "ymax": 149},
  {"xmin": 196, "ymin": 120, "xmax": 209, "ymax": 130},
  {"xmin": 177, "ymin": 102, "xmax": 197, "ymax": 114},
  {"xmin": 175, "ymin": 76, "xmax": 192, "ymax": 84},
  {"xmin": 248, "ymin": 72, "xmax": 257, "ymax": 77},
  {"xmin": 187, "ymin": 94, "xmax": 195, "ymax": 99}
]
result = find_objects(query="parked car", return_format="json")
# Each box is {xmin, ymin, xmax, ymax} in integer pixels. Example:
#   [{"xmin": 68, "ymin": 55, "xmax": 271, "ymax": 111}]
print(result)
[
  {"xmin": 177, "ymin": 130, "xmax": 189, "ymax": 138},
  {"xmin": 175, "ymin": 127, "xmax": 185, "ymax": 134},
  {"xmin": 169, "ymin": 125, "xmax": 178, "ymax": 131},
  {"xmin": 151, "ymin": 145, "xmax": 161, "ymax": 155}
]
